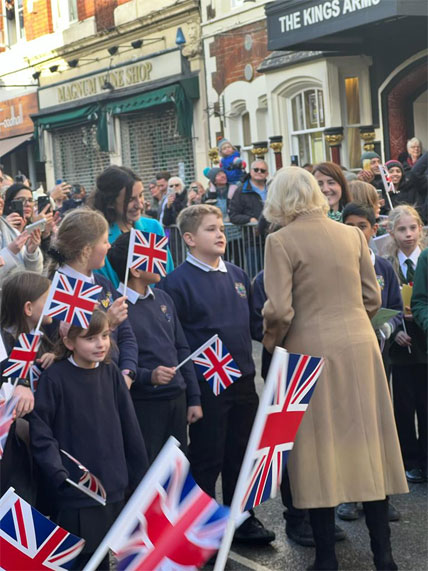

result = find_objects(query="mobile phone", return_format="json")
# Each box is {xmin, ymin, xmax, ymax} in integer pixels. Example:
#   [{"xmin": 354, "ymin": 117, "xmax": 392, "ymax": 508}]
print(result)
[
  {"xmin": 26, "ymin": 219, "xmax": 46, "ymax": 233},
  {"xmin": 56, "ymin": 179, "xmax": 62, "ymax": 185},
  {"xmin": 167, "ymin": 187, "xmax": 175, "ymax": 196},
  {"xmin": 290, "ymin": 155, "xmax": 299, "ymax": 166},
  {"xmin": 190, "ymin": 186, "xmax": 199, "ymax": 192},
  {"xmin": 11, "ymin": 200, "xmax": 24, "ymax": 218},
  {"xmin": 37, "ymin": 195, "xmax": 51, "ymax": 214},
  {"xmin": 71, "ymin": 184, "xmax": 82, "ymax": 196},
  {"xmin": 363, "ymin": 159, "xmax": 372, "ymax": 171}
]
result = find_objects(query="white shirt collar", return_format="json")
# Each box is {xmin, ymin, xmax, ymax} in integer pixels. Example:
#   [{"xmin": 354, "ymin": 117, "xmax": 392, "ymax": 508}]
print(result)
[
  {"xmin": 60, "ymin": 264, "xmax": 95, "ymax": 284},
  {"xmin": 186, "ymin": 252, "xmax": 227, "ymax": 273},
  {"xmin": 369, "ymin": 248, "xmax": 375, "ymax": 266},
  {"xmin": 398, "ymin": 246, "xmax": 420, "ymax": 276},
  {"xmin": 68, "ymin": 355, "xmax": 99, "ymax": 368},
  {"xmin": 117, "ymin": 282, "xmax": 154, "ymax": 304}
]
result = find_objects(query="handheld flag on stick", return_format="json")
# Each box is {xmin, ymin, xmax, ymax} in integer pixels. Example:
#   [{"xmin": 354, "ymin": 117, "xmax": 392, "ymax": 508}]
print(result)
[
  {"xmin": 42, "ymin": 272, "xmax": 103, "ymax": 329},
  {"xmin": 0, "ymin": 391, "xmax": 19, "ymax": 459},
  {"xmin": 0, "ymin": 487, "xmax": 85, "ymax": 570},
  {"xmin": 3, "ymin": 333, "xmax": 42, "ymax": 379},
  {"xmin": 379, "ymin": 164, "xmax": 395, "ymax": 211},
  {"xmin": 85, "ymin": 437, "xmax": 230, "ymax": 571},
  {"xmin": 214, "ymin": 348, "xmax": 324, "ymax": 571},
  {"xmin": 60, "ymin": 450, "xmax": 107, "ymax": 506},
  {"xmin": 123, "ymin": 230, "xmax": 169, "ymax": 293}
]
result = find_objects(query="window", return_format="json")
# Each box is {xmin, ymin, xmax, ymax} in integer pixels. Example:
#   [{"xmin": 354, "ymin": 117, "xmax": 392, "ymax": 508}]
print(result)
[
  {"xmin": 52, "ymin": 0, "xmax": 78, "ymax": 30},
  {"xmin": 231, "ymin": 0, "xmax": 245, "ymax": 8},
  {"xmin": 4, "ymin": 0, "xmax": 25, "ymax": 45},
  {"xmin": 290, "ymin": 89, "xmax": 326, "ymax": 166},
  {"xmin": 344, "ymin": 77, "xmax": 362, "ymax": 169}
]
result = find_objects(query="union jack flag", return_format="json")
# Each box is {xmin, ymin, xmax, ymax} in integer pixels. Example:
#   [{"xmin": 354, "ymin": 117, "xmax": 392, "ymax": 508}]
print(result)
[
  {"xmin": 114, "ymin": 442, "xmax": 229, "ymax": 571},
  {"xmin": 0, "ymin": 488, "xmax": 84, "ymax": 570},
  {"xmin": 43, "ymin": 272, "xmax": 103, "ymax": 328},
  {"xmin": 379, "ymin": 164, "xmax": 397, "ymax": 194},
  {"xmin": 242, "ymin": 352, "xmax": 324, "ymax": 511},
  {"xmin": 60, "ymin": 449, "xmax": 107, "ymax": 505},
  {"xmin": 0, "ymin": 394, "xmax": 18, "ymax": 459},
  {"xmin": 192, "ymin": 336, "xmax": 241, "ymax": 395},
  {"xmin": 29, "ymin": 364, "xmax": 42, "ymax": 393},
  {"xmin": 3, "ymin": 333, "xmax": 42, "ymax": 379},
  {"xmin": 127, "ymin": 230, "xmax": 168, "ymax": 277}
]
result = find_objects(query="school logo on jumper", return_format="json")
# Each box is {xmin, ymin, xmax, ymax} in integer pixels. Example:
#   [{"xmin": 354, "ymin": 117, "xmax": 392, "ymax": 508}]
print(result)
[
  {"xmin": 242, "ymin": 352, "xmax": 324, "ymax": 511},
  {"xmin": 192, "ymin": 336, "xmax": 242, "ymax": 396},
  {"xmin": 0, "ymin": 488, "xmax": 85, "ymax": 569},
  {"xmin": 376, "ymin": 275, "xmax": 385, "ymax": 290},
  {"xmin": 234, "ymin": 282, "xmax": 247, "ymax": 298},
  {"xmin": 127, "ymin": 229, "xmax": 168, "ymax": 277},
  {"xmin": 100, "ymin": 291, "xmax": 113, "ymax": 309},
  {"xmin": 43, "ymin": 272, "xmax": 103, "ymax": 329},
  {"xmin": 3, "ymin": 333, "xmax": 42, "ymax": 379}
]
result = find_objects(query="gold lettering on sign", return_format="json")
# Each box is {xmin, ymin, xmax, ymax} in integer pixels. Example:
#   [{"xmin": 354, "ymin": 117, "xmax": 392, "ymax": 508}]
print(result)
[{"xmin": 56, "ymin": 62, "xmax": 154, "ymax": 103}]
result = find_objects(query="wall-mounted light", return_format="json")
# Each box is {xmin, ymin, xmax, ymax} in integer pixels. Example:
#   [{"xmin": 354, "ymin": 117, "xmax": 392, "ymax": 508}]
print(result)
[
  {"xmin": 131, "ymin": 40, "xmax": 143, "ymax": 49},
  {"xmin": 67, "ymin": 59, "xmax": 79, "ymax": 68},
  {"xmin": 175, "ymin": 27, "xmax": 186, "ymax": 47},
  {"xmin": 49, "ymin": 65, "xmax": 59, "ymax": 73},
  {"xmin": 101, "ymin": 80, "xmax": 114, "ymax": 91},
  {"xmin": 107, "ymin": 46, "xmax": 119, "ymax": 56},
  {"xmin": 32, "ymin": 71, "xmax": 41, "ymax": 80}
]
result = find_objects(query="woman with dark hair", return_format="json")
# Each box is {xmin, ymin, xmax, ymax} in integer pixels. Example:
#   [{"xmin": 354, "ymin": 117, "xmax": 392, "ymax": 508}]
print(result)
[
  {"xmin": 312, "ymin": 162, "xmax": 351, "ymax": 221},
  {"xmin": 90, "ymin": 165, "xmax": 173, "ymax": 287},
  {"xmin": 262, "ymin": 167, "xmax": 408, "ymax": 571}
]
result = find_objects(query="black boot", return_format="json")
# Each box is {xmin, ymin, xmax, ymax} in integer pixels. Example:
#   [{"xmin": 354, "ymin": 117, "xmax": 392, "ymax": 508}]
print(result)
[
  {"xmin": 363, "ymin": 499, "xmax": 398, "ymax": 571},
  {"xmin": 307, "ymin": 508, "xmax": 338, "ymax": 570}
]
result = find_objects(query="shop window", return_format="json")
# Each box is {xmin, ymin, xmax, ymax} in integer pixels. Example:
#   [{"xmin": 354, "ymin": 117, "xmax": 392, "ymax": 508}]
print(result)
[
  {"xmin": 344, "ymin": 77, "xmax": 362, "ymax": 169},
  {"xmin": 290, "ymin": 88, "xmax": 326, "ymax": 166},
  {"xmin": 52, "ymin": 0, "xmax": 78, "ymax": 30},
  {"xmin": 5, "ymin": 0, "xmax": 25, "ymax": 45}
]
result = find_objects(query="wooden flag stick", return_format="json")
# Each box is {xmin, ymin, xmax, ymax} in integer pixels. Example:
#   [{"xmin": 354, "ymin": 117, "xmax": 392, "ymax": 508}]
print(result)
[{"xmin": 175, "ymin": 334, "xmax": 219, "ymax": 371}]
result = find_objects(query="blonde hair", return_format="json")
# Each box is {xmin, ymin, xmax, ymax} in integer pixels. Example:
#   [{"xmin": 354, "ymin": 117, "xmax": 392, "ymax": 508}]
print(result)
[
  {"xmin": 177, "ymin": 204, "xmax": 222, "ymax": 235},
  {"xmin": 349, "ymin": 180, "xmax": 379, "ymax": 213},
  {"xmin": 47, "ymin": 208, "xmax": 108, "ymax": 276},
  {"xmin": 263, "ymin": 166, "xmax": 329, "ymax": 226},
  {"xmin": 386, "ymin": 205, "xmax": 425, "ymax": 275}
]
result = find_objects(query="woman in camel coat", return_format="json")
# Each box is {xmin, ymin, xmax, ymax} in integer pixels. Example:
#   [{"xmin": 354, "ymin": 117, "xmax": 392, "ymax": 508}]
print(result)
[{"xmin": 262, "ymin": 167, "xmax": 408, "ymax": 571}]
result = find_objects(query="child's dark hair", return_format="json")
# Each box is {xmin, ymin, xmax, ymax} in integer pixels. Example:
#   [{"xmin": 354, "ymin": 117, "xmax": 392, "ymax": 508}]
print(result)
[
  {"xmin": 107, "ymin": 232, "xmax": 131, "ymax": 283},
  {"xmin": 1, "ymin": 270, "xmax": 51, "ymax": 334},
  {"xmin": 55, "ymin": 309, "xmax": 111, "ymax": 361},
  {"xmin": 342, "ymin": 202, "xmax": 376, "ymax": 226}
]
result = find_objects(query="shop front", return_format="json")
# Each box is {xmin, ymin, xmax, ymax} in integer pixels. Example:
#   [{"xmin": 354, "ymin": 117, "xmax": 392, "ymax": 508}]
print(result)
[
  {"xmin": 0, "ymin": 92, "xmax": 40, "ymax": 185},
  {"xmin": 266, "ymin": 0, "xmax": 428, "ymax": 161},
  {"xmin": 34, "ymin": 48, "xmax": 200, "ymax": 192}
]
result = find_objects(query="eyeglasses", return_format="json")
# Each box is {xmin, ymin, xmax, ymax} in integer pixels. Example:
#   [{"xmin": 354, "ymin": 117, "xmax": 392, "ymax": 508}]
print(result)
[
  {"xmin": 170, "ymin": 183, "xmax": 181, "ymax": 188},
  {"xmin": 252, "ymin": 168, "xmax": 267, "ymax": 174},
  {"xmin": 14, "ymin": 197, "xmax": 34, "ymax": 205}
]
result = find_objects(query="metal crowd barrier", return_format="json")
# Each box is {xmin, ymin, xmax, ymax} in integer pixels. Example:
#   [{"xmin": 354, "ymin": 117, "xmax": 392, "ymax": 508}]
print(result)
[{"xmin": 165, "ymin": 223, "xmax": 265, "ymax": 280}]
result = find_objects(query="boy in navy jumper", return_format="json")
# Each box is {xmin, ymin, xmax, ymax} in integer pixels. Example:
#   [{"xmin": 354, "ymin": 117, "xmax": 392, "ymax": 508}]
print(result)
[
  {"xmin": 107, "ymin": 232, "xmax": 202, "ymax": 464},
  {"xmin": 158, "ymin": 204, "xmax": 275, "ymax": 545}
]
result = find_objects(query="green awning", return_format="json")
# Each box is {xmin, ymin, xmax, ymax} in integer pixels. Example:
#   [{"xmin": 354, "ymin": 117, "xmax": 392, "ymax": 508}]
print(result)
[{"xmin": 35, "ymin": 103, "xmax": 100, "ymax": 130}]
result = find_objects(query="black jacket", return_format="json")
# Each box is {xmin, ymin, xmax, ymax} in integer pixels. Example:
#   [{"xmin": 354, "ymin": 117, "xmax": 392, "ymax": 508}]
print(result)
[
  {"xmin": 229, "ymin": 179, "xmax": 264, "ymax": 225},
  {"xmin": 162, "ymin": 190, "xmax": 188, "ymax": 227}
]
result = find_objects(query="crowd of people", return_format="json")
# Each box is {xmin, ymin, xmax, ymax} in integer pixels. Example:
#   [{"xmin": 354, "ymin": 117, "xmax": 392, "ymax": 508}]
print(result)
[{"xmin": 0, "ymin": 135, "xmax": 427, "ymax": 571}]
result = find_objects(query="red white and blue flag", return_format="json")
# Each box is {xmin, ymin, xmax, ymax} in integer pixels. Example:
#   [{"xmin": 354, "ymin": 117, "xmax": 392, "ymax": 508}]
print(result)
[
  {"xmin": 29, "ymin": 364, "xmax": 42, "ymax": 393},
  {"xmin": 127, "ymin": 230, "xmax": 168, "ymax": 277},
  {"xmin": 0, "ymin": 487, "xmax": 85, "ymax": 570},
  {"xmin": 0, "ymin": 394, "xmax": 18, "ymax": 459},
  {"xmin": 242, "ymin": 352, "xmax": 324, "ymax": 511},
  {"xmin": 43, "ymin": 272, "xmax": 103, "ymax": 328},
  {"xmin": 3, "ymin": 333, "xmax": 42, "ymax": 379},
  {"xmin": 192, "ymin": 336, "xmax": 241, "ymax": 395},
  {"xmin": 85, "ymin": 438, "xmax": 230, "ymax": 571},
  {"xmin": 60, "ymin": 449, "xmax": 107, "ymax": 505}
]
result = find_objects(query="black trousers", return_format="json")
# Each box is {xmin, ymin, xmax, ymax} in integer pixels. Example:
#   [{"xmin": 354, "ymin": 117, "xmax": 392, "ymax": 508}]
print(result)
[
  {"xmin": 133, "ymin": 392, "xmax": 188, "ymax": 464},
  {"xmin": 189, "ymin": 375, "xmax": 258, "ymax": 505},
  {"xmin": 391, "ymin": 363, "xmax": 427, "ymax": 470}
]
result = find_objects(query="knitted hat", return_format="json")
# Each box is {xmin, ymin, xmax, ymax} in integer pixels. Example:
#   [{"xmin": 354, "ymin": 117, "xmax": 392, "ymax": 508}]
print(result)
[
  {"xmin": 204, "ymin": 167, "xmax": 226, "ymax": 184},
  {"xmin": 385, "ymin": 160, "xmax": 405, "ymax": 177},
  {"xmin": 361, "ymin": 151, "xmax": 380, "ymax": 164},
  {"xmin": 217, "ymin": 138, "xmax": 233, "ymax": 152}
]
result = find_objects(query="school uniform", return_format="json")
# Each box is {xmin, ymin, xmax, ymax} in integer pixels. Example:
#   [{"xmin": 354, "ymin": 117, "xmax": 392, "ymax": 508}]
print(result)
[
  {"xmin": 29, "ymin": 358, "xmax": 148, "ymax": 563},
  {"xmin": 388, "ymin": 248, "xmax": 427, "ymax": 477},
  {"xmin": 117, "ymin": 283, "xmax": 200, "ymax": 462},
  {"xmin": 158, "ymin": 253, "xmax": 258, "ymax": 505}
]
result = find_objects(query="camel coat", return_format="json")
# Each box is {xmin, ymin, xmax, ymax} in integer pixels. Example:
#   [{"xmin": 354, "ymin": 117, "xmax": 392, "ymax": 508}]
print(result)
[{"xmin": 263, "ymin": 212, "xmax": 408, "ymax": 509}]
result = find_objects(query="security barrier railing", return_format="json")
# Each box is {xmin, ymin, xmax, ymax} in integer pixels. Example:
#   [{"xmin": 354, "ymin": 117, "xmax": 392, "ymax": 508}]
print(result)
[{"xmin": 165, "ymin": 223, "xmax": 265, "ymax": 280}]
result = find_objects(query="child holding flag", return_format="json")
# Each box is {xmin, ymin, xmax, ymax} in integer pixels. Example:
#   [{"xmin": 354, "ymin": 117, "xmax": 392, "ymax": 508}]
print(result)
[
  {"xmin": 158, "ymin": 204, "xmax": 275, "ymax": 545},
  {"xmin": 386, "ymin": 205, "xmax": 427, "ymax": 483},
  {"xmin": 30, "ymin": 309, "xmax": 148, "ymax": 570},
  {"xmin": 107, "ymin": 231, "xmax": 202, "ymax": 463}
]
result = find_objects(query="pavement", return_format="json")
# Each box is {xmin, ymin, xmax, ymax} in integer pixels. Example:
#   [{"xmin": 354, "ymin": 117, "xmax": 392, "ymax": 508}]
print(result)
[{"xmin": 207, "ymin": 343, "xmax": 428, "ymax": 571}]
